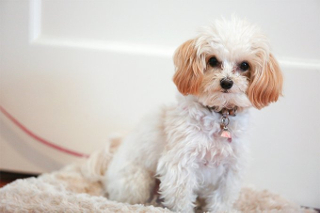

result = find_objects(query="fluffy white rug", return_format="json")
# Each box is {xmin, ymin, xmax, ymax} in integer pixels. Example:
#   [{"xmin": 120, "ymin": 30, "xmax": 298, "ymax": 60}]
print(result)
[{"xmin": 0, "ymin": 149, "xmax": 316, "ymax": 213}]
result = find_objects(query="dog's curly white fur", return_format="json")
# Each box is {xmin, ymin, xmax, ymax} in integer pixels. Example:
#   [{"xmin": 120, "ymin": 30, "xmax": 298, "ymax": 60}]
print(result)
[{"xmin": 104, "ymin": 18, "xmax": 283, "ymax": 212}]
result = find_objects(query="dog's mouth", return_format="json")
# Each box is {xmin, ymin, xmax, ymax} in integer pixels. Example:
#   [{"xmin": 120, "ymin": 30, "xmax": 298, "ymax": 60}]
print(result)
[{"xmin": 221, "ymin": 90, "xmax": 230, "ymax": 93}]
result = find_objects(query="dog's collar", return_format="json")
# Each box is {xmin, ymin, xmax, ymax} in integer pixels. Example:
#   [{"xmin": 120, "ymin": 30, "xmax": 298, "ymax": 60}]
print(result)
[
  {"xmin": 205, "ymin": 106, "xmax": 238, "ymax": 143},
  {"xmin": 206, "ymin": 106, "xmax": 238, "ymax": 117}
]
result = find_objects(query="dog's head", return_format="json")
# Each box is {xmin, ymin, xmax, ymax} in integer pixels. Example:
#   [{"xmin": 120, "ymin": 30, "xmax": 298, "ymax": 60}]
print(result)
[{"xmin": 173, "ymin": 18, "xmax": 283, "ymax": 110}]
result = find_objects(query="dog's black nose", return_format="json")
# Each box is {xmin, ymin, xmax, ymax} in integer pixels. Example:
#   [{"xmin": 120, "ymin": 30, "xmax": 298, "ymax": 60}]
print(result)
[{"xmin": 220, "ymin": 78, "xmax": 233, "ymax": 90}]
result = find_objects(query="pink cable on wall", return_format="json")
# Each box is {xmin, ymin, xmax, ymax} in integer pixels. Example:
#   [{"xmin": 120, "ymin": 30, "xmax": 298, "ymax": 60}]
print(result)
[{"xmin": 0, "ymin": 106, "xmax": 90, "ymax": 158}]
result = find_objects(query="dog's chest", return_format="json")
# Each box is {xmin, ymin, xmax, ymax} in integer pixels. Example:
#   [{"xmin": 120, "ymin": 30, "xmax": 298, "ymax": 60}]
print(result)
[
  {"xmin": 193, "ymin": 113, "xmax": 240, "ymax": 178},
  {"xmin": 194, "ymin": 146, "xmax": 228, "ymax": 185},
  {"xmin": 197, "ymin": 139, "xmax": 235, "ymax": 166},
  {"xmin": 194, "ymin": 141, "xmax": 236, "ymax": 187}
]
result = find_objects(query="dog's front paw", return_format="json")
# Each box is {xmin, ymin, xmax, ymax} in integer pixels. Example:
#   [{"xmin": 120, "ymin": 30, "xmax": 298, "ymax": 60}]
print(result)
[
  {"xmin": 205, "ymin": 203, "xmax": 238, "ymax": 213},
  {"xmin": 162, "ymin": 196, "xmax": 195, "ymax": 213},
  {"xmin": 170, "ymin": 205, "xmax": 195, "ymax": 213}
]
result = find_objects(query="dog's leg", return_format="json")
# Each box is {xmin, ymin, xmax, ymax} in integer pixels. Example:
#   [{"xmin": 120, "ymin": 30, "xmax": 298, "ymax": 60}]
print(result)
[
  {"xmin": 81, "ymin": 136, "xmax": 121, "ymax": 182},
  {"xmin": 106, "ymin": 161, "xmax": 155, "ymax": 204},
  {"xmin": 204, "ymin": 166, "xmax": 242, "ymax": 212},
  {"xmin": 157, "ymin": 154, "xmax": 198, "ymax": 213}
]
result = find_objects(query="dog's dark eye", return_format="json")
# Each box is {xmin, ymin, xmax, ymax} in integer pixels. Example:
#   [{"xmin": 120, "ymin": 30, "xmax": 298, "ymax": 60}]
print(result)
[
  {"xmin": 208, "ymin": 57, "xmax": 219, "ymax": 67},
  {"xmin": 239, "ymin": 62, "xmax": 249, "ymax": 71}
]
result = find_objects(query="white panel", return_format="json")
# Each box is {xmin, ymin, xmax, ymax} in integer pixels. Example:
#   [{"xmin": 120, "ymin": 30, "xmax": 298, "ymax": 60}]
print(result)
[{"xmin": 38, "ymin": 0, "xmax": 320, "ymax": 61}]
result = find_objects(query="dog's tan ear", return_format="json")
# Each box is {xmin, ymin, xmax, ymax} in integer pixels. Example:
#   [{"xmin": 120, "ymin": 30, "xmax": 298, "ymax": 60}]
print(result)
[
  {"xmin": 173, "ymin": 39, "xmax": 204, "ymax": 95},
  {"xmin": 248, "ymin": 54, "xmax": 283, "ymax": 109}
]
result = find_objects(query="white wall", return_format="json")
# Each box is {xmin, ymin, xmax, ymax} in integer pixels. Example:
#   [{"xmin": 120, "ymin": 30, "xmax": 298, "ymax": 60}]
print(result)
[{"xmin": 0, "ymin": 0, "xmax": 319, "ymax": 208}]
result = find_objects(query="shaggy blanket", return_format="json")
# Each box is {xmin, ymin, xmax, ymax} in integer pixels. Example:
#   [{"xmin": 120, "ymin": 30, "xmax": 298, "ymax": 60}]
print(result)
[{"xmin": 0, "ymin": 148, "xmax": 316, "ymax": 213}]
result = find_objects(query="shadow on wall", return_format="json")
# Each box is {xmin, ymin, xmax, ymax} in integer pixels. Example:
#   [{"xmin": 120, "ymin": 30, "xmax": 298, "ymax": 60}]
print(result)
[{"xmin": 0, "ymin": 119, "xmax": 63, "ymax": 171}]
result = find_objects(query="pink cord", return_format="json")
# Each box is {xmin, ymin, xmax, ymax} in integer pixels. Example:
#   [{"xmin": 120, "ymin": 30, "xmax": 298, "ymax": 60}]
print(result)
[{"xmin": 0, "ymin": 106, "xmax": 89, "ymax": 158}]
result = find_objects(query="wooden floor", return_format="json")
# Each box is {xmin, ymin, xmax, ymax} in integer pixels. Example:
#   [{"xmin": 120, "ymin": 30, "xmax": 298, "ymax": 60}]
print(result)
[
  {"xmin": 0, "ymin": 171, "xmax": 38, "ymax": 188},
  {"xmin": 0, "ymin": 180, "xmax": 10, "ymax": 188}
]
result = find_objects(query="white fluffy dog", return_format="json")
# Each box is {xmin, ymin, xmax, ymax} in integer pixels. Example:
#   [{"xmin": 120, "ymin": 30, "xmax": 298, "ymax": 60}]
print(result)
[{"xmin": 104, "ymin": 18, "xmax": 283, "ymax": 212}]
